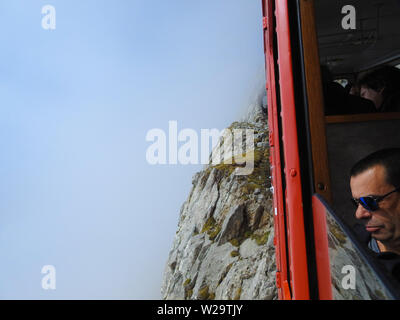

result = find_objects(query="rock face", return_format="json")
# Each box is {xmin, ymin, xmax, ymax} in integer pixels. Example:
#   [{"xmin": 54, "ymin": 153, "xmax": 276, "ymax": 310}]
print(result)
[{"xmin": 161, "ymin": 101, "xmax": 277, "ymax": 300}]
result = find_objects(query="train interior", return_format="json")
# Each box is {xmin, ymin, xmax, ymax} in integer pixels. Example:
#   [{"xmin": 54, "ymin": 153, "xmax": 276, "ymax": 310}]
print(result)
[{"xmin": 314, "ymin": 0, "xmax": 400, "ymax": 229}]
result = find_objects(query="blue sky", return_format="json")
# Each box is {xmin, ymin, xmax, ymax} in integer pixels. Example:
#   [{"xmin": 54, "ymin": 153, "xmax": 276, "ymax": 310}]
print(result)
[{"xmin": 0, "ymin": 0, "xmax": 265, "ymax": 299}]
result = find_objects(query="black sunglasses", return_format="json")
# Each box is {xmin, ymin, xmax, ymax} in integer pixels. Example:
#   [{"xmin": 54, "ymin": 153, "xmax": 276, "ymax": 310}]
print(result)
[{"xmin": 351, "ymin": 187, "xmax": 400, "ymax": 212}]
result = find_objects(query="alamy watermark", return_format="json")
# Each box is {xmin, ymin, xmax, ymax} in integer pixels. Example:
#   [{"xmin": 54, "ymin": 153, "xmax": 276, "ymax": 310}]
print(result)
[
  {"xmin": 145, "ymin": 121, "xmax": 256, "ymax": 175},
  {"xmin": 341, "ymin": 5, "xmax": 356, "ymax": 30},
  {"xmin": 41, "ymin": 265, "xmax": 56, "ymax": 290},
  {"xmin": 341, "ymin": 265, "xmax": 356, "ymax": 290},
  {"xmin": 42, "ymin": 5, "xmax": 56, "ymax": 30},
  {"xmin": 40, "ymin": 4, "xmax": 357, "ymax": 31}
]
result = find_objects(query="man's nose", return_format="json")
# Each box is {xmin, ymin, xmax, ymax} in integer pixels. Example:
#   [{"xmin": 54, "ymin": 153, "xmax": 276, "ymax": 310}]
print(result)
[{"xmin": 355, "ymin": 204, "xmax": 372, "ymax": 219}]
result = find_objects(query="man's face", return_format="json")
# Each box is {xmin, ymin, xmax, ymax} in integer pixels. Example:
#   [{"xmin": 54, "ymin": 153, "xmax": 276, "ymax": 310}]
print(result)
[
  {"xmin": 360, "ymin": 86, "xmax": 384, "ymax": 110},
  {"xmin": 350, "ymin": 165, "xmax": 400, "ymax": 246}
]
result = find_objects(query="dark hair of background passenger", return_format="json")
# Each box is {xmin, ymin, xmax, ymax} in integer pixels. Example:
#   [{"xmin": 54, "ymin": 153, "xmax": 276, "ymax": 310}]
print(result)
[{"xmin": 358, "ymin": 66, "xmax": 400, "ymax": 100}]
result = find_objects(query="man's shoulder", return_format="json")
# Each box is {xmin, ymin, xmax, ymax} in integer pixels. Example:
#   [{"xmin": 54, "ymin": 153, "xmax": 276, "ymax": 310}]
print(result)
[{"xmin": 350, "ymin": 224, "xmax": 400, "ymax": 284}]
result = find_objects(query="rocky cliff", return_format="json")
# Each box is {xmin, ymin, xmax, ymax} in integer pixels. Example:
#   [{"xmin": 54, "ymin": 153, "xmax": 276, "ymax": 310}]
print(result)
[{"xmin": 161, "ymin": 100, "xmax": 277, "ymax": 300}]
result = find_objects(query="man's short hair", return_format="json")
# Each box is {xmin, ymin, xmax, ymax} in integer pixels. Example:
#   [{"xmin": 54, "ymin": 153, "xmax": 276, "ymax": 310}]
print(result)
[
  {"xmin": 358, "ymin": 66, "xmax": 400, "ymax": 98},
  {"xmin": 350, "ymin": 148, "xmax": 400, "ymax": 188}
]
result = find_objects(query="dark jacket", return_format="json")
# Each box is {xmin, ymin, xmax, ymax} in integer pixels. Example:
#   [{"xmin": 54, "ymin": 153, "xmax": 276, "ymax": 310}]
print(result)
[
  {"xmin": 380, "ymin": 92, "xmax": 400, "ymax": 112},
  {"xmin": 353, "ymin": 223, "xmax": 400, "ymax": 283},
  {"xmin": 324, "ymin": 82, "xmax": 377, "ymax": 115}
]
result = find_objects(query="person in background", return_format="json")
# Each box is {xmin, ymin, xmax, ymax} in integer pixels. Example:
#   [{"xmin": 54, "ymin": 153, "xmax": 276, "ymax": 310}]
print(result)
[
  {"xmin": 358, "ymin": 66, "xmax": 400, "ymax": 112},
  {"xmin": 348, "ymin": 82, "xmax": 360, "ymax": 96},
  {"xmin": 321, "ymin": 65, "xmax": 376, "ymax": 115}
]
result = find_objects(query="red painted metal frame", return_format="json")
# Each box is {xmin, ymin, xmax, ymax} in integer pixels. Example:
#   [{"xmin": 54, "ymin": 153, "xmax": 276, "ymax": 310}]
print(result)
[
  {"xmin": 312, "ymin": 196, "xmax": 333, "ymax": 300},
  {"xmin": 262, "ymin": 0, "xmax": 288, "ymax": 300},
  {"xmin": 262, "ymin": 0, "xmax": 310, "ymax": 299}
]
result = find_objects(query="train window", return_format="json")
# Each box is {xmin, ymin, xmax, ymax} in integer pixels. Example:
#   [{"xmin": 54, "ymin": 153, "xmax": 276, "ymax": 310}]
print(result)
[
  {"xmin": 298, "ymin": 0, "xmax": 400, "ymax": 298},
  {"xmin": 314, "ymin": 194, "xmax": 400, "ymax": 299},
  {"xmin": 334, "ymin": 79, "xmax": 348, "ymax": 88},
  {"xmin": 316, "ymin": 0, "xmax": 400, "ymax": 116}
]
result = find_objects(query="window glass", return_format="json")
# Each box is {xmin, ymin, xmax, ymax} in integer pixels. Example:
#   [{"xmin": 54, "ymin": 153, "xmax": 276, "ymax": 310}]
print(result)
[
  {"xmin": 326, "ymin": 208, "xmax": 394, "ymax": 299},
  {"xmin": 316, "ymin": 196, "xmax": 400, "ymax": 299},
  {"xmin": 315, "ymin": 0, "xmax": 400, "ymax": 115}
]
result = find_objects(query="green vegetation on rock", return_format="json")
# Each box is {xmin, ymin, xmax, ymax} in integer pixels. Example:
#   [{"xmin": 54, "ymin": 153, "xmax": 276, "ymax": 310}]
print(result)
[
  {"xmin": 330, "ymin": 223, "xmax": 347, "ymax": 246},
  {"xmin": 233, "ymin": 287, "xmax": 242, "ymax": 300},
  {"xmin": 251, "ymin": 231, "xmax": 270, "ymax": 246},
  {"xmin": 230, "ymin": 250, "xmax": 239, "ymax": 258},
  {"xmin": 209, "ymin": 225, "xmax": 222, "ymax": 241},
  {"xmin": 230, "ymin": 238, "xmax": 240, "ymax": 247},
  {"xmin": 201, "ymin": 216, "xmax": 222, "ymax": 241},
  {"xmin": 201, "ymin": 217, "xmax": 217, "ymax": 233},
  {"xmin": 199, "ymin": 286, "xmax": 210, "ymax": 300}
]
